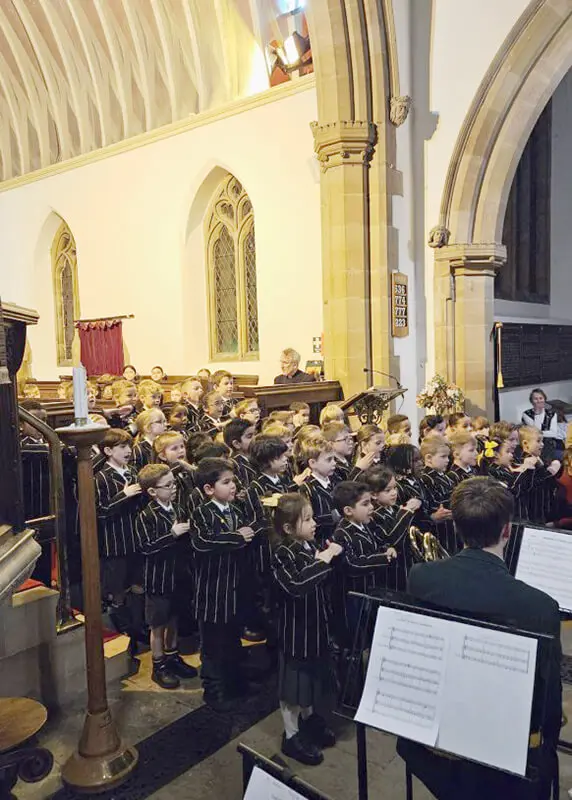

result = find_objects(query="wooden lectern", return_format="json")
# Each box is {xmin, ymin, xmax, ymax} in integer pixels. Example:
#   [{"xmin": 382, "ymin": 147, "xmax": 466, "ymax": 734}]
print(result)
[{"xmin": 340, "ymin": 386, "xmax": 407, "ymax": 425}]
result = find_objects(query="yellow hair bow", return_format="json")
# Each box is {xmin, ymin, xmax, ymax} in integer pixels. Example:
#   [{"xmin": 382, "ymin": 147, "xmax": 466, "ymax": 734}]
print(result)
[{"xmin": 483, "ymin": 440, "xmax": 499, "ymax": 459}]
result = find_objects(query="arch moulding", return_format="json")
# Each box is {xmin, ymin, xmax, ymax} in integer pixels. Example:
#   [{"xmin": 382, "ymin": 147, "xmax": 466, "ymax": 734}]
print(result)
[{"xmin": 431, "ymin": 0, "xmax": 572, "ymax": 416}]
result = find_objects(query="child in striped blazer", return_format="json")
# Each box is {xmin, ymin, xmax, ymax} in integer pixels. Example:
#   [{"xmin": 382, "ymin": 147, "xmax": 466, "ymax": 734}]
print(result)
[
  {"xmin": 95, "ymin": 428, "xmax": 144, "ymax": 605},
  {"xmin": 190, "ymin": 457, "xmax": 257, "ymax": 711},
  {"xmin": 135, "ymin": 464, "xmax": 197, "ymax": 689},
  {"xmin": 272, "ymin": 493, "xmax": 342, "ymax": 766}
]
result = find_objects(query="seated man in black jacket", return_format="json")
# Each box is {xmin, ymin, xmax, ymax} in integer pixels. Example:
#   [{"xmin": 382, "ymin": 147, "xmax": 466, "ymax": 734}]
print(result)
[
  {"xmin": 274, "ymin": 348, "xmax": 316, "ymax": 385},
  {"xmin": 398, "ymin": 476, "xmax": 561, "ymax": 800}
]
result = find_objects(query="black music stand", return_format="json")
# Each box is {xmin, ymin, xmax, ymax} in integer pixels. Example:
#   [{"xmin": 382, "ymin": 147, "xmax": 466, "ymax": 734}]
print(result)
[
  {"xmin": 338, "ymin": 590, "xmax": 557, "ymax": 800},
  {"xmin": 507, "ymin": 522, "xmax": 572, "ymax": 757},
  {"xmin": 237, "ymin": 743, "xmax": 332, "ymax": 799}
]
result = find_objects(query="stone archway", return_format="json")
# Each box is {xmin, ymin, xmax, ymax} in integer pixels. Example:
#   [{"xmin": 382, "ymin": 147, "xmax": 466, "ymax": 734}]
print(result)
[
  {"xmin": 304, "ymin": 0, "xmax": 410, "ymax": 396},
  {"xmin": 431, "ymin": 0, "xmax": 572, "ymax": 415}
]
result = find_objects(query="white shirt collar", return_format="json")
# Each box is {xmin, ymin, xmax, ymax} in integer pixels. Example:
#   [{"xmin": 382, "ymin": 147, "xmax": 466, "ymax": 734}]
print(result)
[
  {"xmin": 262, "ymin": 473, "xmax": 281, "ymax": 485},
  {"xmin": 311, "ymin": 472, "xmax": 331, "ymax": 488},
  {"xmin": 212, "ymin": 499, "xmax": 230, "ymax": 512},
  {"xmin": 157, "ymin": 500, "xmax": 173, "ymax": 512},
  {"xmin": 109, "ymin": 463, "xmax": 129, "ymax": 478}
]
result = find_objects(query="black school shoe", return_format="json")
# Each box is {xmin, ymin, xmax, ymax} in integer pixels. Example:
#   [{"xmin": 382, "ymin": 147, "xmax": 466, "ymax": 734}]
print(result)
[
  {"xmin": 165, "ymin": 651, "xmax": 198, "ymax": 679},
  {"xmin": 151, "ymin": 660, "xmax": 180, "ymax": 689},
  {"xmin": 299, "ymin": 714, "xmax": 336, "ymax": 748},
  {"xmin": 281, "ymin": 733, "xmax": 323, "ymax": 766}
]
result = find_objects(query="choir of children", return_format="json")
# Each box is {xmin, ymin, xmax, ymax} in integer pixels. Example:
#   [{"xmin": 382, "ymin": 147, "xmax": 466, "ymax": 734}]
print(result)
[{"xmin": 21, "ymin": 369, "xmax": 571, "ymax": 767}]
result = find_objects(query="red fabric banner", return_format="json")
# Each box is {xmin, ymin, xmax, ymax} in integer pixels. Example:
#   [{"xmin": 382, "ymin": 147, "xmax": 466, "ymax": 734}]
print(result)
[{"xmin": 77, "ymin": 320, "xmax": 124, "ymax": 376}]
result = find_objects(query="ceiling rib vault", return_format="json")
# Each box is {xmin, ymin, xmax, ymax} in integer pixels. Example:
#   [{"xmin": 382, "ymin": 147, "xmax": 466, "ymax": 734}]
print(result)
[{"xmin": 0, "ymin": 0, "xmax": 288, "ymax": 182}]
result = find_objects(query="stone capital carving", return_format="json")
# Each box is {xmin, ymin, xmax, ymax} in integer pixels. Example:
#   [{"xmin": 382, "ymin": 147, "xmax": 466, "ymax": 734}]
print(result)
[
  {"xmin": 434, "ymin": 242, "xmax": 507, "ymax": 277},
  {"xmin": 311, "ymin": 120, "xmax": 377, "ymax": 171},
  {"xmin": 427, "ymin": 225, "xmax": 450, "ymax": 248},
  {"xmin": 389, "ymin": 95, "xmax": 412, "ymax": 126}
]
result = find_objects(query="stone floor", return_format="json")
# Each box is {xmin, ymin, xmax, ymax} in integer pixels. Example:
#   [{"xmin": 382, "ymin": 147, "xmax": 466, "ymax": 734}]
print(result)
[{"xmin": 14, "ymin": 628, "xmax": 572, "ymax": 800}]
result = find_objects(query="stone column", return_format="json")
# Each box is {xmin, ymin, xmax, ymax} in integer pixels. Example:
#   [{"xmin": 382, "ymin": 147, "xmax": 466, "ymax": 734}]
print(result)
[
  {"xmin": 312, "ymin": 120, "xmax": 377, "ymax": 395},
  {"xmin": 433, "ymin": 243, "xmax": 506, "ymax": 417}
]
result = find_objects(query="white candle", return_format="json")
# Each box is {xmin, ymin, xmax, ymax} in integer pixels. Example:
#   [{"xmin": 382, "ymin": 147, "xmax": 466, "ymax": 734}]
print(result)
[{"xmin": 72, "ymin": 365, "xmax": 89, "ymax": 423}]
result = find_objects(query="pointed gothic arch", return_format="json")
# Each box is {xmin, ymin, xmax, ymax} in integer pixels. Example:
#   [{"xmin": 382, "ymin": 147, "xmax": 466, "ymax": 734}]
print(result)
[
  {"xmin": 51, "ymin": 219, "xmax": 80, "ymax": 366},
  {"xmin": 205, "ymin": 174, "xmax": 259, "ymax": 360}
]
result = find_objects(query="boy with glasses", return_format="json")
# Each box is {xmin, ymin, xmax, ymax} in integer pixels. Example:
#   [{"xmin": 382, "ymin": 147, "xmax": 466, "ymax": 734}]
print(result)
[{"xmin": 135, "ymin": 464, "xmax": 197, "ymax": 689}]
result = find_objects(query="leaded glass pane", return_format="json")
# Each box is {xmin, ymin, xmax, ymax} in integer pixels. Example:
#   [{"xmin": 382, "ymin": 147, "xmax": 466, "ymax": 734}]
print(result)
[
  {"xmin": 60, "ymin": 262, "xmax": 75, "ymax": 361},
  {"xmin": 213, "ymin": 226, "xmax": 238, "ymax": 353},
  {"xmin": 244, "ymin": 228, "xmax": 259, "ymax": 352},
  {"xmin": 53, "ymin": 222, "xmax": 78, "ymax": 365},
  {"xmin": 207, "ymin": 174, "xmax": 259, "ymax": 358}
]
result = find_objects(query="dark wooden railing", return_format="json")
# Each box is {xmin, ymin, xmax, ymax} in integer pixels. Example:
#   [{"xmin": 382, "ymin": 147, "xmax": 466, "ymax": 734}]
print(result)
[{"xmin": 18, "ymin": 407, "xmax": 77, "ymax": 632}]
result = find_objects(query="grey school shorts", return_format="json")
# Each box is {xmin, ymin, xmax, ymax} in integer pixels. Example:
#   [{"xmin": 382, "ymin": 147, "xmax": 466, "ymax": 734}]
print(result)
[{"xmin": 145, "ymin": 594, "xmax": 176, "ymax": 628}]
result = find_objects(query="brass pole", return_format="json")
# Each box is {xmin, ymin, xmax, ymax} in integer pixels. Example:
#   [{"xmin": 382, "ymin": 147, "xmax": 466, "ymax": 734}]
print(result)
[{"xmin": 56, "ymin": 424, "xmax": 137, "ymax": 792}]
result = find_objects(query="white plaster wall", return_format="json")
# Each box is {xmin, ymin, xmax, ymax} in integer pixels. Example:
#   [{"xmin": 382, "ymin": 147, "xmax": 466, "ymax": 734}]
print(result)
[
  {"xmin": 0, "ymin": 86, "xmax": 322, "ymax": 384},
  {"xmin": 423, "ymin": 0, "xmax": 531, "ymax": 374},
  {"xmin": 499, "ymin": 382, "xmax": 572, "ymax": 424}
]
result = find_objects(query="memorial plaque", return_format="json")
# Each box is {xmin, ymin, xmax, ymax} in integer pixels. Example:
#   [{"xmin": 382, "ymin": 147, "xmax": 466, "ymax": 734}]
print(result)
[{"xmin": 499, "ymin": 323, "xmax": 572, "ymax": 388}]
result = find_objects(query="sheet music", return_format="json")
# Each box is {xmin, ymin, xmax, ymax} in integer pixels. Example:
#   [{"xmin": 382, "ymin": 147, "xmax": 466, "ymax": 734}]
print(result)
[
  {"xmin": 355, "ymin": 607, "xmax": 448, "ymax": 745},
  {"xmin": 244, "ymin": 766, "xmax": 307, "ymax": 800},
  {"xmin": 515, "ymin": 526, "xmax": 572, "ymax": 612},
  {"xmin": 436, "ymin": 625, "xmax": 537, "ymax": 775},
  {"xmin": 356, "ymin": 606, "xmax": 537, "ymax": 776}
]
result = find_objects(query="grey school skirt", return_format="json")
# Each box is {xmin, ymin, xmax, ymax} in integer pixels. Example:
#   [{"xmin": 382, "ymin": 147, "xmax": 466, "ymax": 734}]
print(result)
[{"xmin": 278, "ymin": 652, "xmax": 338, "ymax": 709}]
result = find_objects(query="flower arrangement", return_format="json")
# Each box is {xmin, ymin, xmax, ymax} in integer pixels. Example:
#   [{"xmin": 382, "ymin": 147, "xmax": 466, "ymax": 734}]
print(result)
[{"xmin": 416, "ymin": 374, "xmax": 465, "ymax": 415}]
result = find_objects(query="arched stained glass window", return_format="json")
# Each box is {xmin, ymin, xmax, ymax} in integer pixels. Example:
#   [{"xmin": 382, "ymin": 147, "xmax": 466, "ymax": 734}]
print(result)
[
  {"xmin": 206, "ymin": 175, "xmax": 260, "ymax": 359},
  {"xmin": 52, "ymin": 220, "xmax": 80, "ymax": 366}
]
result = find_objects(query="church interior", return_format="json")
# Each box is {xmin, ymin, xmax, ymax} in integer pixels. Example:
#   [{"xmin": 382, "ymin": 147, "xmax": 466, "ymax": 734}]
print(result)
[{"xmin": 4, "ymin": 0, "xmax": 572, "ymax": 798}]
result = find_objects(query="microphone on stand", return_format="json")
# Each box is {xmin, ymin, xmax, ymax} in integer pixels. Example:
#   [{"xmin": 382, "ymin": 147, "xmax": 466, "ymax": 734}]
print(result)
[{"xmin": 363, "ymin": 367, "xmax": 403, "ymax": 389}]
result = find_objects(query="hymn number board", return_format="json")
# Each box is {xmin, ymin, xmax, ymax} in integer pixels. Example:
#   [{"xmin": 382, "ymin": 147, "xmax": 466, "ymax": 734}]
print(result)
[
  {"xmin": 499, "ymin": 323, "xmax": 572, "ymax": 388},
  {"xmin": 391, "ymin": 273, "xmax": 409, "ymax": 338}
]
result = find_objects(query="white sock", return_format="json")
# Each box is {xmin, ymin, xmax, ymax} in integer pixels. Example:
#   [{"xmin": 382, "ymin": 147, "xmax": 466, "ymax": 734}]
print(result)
[
  {"xmin": 280, "ymin": 702, "xmax": 300, "ymax": 739},
  {"xmin": 300, "ymin": 705, "xmax": 313, "ymax": 721}
]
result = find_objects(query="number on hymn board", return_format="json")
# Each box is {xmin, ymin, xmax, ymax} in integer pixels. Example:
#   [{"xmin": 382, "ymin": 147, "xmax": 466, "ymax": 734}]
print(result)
[{"xmin": 391, "ymin": 273, "xmax": 409, "ymax": 338}]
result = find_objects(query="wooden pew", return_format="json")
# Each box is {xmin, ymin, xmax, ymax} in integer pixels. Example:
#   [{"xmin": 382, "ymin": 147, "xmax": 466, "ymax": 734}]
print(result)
[
  {"xmin": 242, "ymin": 381, "xmax": 343, "ymax": 424},
  {"xmin": 22, "ymin": 373, "xmax": 260, "ymax": 401}
]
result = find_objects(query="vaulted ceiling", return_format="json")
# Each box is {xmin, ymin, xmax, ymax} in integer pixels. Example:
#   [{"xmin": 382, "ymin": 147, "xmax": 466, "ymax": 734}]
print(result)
[{"xmin": 0, "ymin": 0, "xmax": 291, "ymax": 182}]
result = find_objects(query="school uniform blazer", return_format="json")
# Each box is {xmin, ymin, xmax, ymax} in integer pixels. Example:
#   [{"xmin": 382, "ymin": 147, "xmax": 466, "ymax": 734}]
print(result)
[
  {"xmin": 300, "ymin": 476, "xmax": 337, "ymax": 545},
  {"xmin": 198, "ymin": 414, "xmax": 220, "ymax": 438},
  {"xmin": 185, "ymin": 403, "xmax": 204, "ymax": 434},
  {"xmin": 95, "ymin": 463, "xmax": 142, "ymax": 557},
  {"xmin": 272, "ymin": 539, "xmax": 332, "ymax": 660},
  {"xmin": 191, "ymin": 500, "xmax": 251, "ymax": 624},
  {"xmin": 486, "ymin": 463, "xmax": 534, "ymax": 503},
  {"xmin": 419, "ymin": 467, "xmax": 457, "ymax": 554},
  {"xmin": 170, "ymin": 462, "xmax": 194, "ymax": 507},
  {"xmin": 369, "ymin": 505, "xmax": 414, "ymax": 548},
  {"xmin": 396, "ymin": 475, "xmax": 433, "ymax": 532},
  {"xmin": 135, "ymin": 501, "xmax": 188, "ymax": 595},
  {"xmin": 231, "ymin": 452, "xmax": 256, "ymax": 487},
  {"xmin": 332, "ymin": 458, "xmax": 351, "ymax": 487},
  {"xmin": 132, "ymin": 439, "xmax": 153, "ymax": 472},
  {"xmin": 334, "ymin": 518, "xmax": 391, "ymax": 594},
  {"xmin": 445, "ymin": 463, "xmax": 479, "ymax": 489},
  {"xmin": 419, "ymin": 468, "xmax": 454, "ymax": 512},
  {"xmin": 408, "ymin": 548, "xmax": 562, "ymax": 742},
  {"xmin": 243, "ymin": 473, "xmax": 289, "ymax": 574}
]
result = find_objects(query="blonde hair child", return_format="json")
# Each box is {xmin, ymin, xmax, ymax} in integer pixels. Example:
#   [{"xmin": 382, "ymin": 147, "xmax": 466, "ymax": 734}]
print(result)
[{"xmin": 138, "ymin": 380, "xmax": 163, "ymax": 410}]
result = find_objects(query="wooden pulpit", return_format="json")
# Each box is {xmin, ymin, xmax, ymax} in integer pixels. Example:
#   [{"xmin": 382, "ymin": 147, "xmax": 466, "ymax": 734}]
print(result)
[{"xmin": 0, "ymin": 302, "xmax": 39, "ymax": 532}]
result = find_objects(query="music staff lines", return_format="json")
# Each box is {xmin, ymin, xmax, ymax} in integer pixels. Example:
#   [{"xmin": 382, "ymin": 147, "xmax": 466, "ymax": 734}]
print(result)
[
  {"xmin": 382, "ymin": 625, "xmax": 446, "ymax": 662},
  {"xmin": 373, "ymin": 690, "xmax": 436, "ymax": 727},
  {"xmin": 461, "ymin": 635, "xmax": 530, "ymax": 673},
  {"xmin": 378, "ymin": 658, "xmax": 441, "ymax": 694}
]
